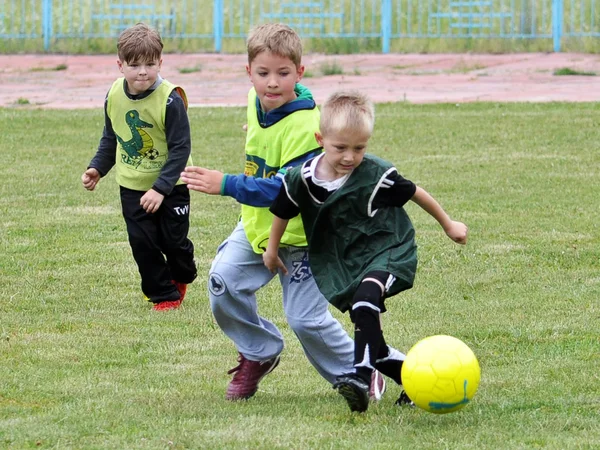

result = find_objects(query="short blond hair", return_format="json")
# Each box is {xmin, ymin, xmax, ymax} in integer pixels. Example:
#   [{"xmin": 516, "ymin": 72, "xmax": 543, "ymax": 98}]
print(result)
[
  {"xmin": 320, "ymin": 90, "xmax": 375, "ymax": 137},
  {"xmin": 117, "ymin": 23, "xmax": 163, "ymax": 63},
  {"xmin": 246, "ymin": 23, "xmax": 303, "ymax": 67}
]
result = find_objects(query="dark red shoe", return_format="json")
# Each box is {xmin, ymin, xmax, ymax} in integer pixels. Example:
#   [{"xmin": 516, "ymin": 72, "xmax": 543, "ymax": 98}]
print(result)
[{"xmin": 225, "ymin": 353, "xmax": 280, "ymax": 400}]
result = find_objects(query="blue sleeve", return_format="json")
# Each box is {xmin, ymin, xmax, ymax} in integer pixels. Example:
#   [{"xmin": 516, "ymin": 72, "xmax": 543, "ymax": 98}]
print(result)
[
  {"xmin": 222, "ymin": 149, "xmax": 321, "ymax": 207},
  {"xmin": 222, "ymin": 172, "xmax": 284, "ymax": 207}
]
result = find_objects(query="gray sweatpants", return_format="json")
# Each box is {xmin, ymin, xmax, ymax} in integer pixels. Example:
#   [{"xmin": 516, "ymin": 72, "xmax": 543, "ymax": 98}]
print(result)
[{"xmin": 208, "ymin": 222, "xmax": 354, "ymax": 384}]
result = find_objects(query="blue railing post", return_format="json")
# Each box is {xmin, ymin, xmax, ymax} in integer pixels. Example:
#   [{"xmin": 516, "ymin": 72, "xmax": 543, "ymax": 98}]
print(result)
[
  {"xmin": 213, "ymin": 0, "xmax": 223, "ymax": 53},
  {"xmin": 381, "ymin": 0, "xmax": 392, "ymax": 53},
  {"xmin": 42, "ymin": 0, "xmax": 53, "ymax": 51},
  {"xmin": 552, "ymin": 0, "xmax": 563, "ymax": 52}
]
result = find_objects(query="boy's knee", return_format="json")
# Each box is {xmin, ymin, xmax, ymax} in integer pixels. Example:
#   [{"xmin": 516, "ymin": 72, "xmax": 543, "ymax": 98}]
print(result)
[
  {"xmin": 208, "ymin": 270, "xmax": 229, "ymax": 301},
  {"xmin": 207, "ymin": 263, "xmax": 246, "ymax": 308},
  {"xmin": 286, "ymin": 315, "xmax": 307, "ymax": 334},
  {"xmin": 286, "ymin": 313, "xmax": 327, "ymax": 337}
]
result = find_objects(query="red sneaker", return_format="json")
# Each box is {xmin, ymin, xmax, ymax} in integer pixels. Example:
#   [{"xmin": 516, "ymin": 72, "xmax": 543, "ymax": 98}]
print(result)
[
  {"xmin": 152, "ymin": 299, "xmax": 182, "ymax": 311},
  {"xmin": 225, "ymin": 353, "xmax": 280, "ymax": 400},
  {"xmin": 152, "ymin": 281, "xmax": 187, "ymax": 311},
  {"xmin": 173, "ymin": 281, "xmax": 187, "ymax": 301}
]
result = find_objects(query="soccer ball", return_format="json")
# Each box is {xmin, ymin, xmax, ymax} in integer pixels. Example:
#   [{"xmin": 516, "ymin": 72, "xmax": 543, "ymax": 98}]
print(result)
[
  {"xmin": 401, "ymin": 335, "xmax": 480, "ymax": 414},
  {"xmin": 145, "ymin": 148, "xmax": 160, "ymax": 160}
]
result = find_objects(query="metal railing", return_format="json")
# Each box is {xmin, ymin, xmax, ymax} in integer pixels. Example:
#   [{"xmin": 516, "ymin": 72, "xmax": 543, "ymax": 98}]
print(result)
[{"xmin": 0, "ymin": 0, "xmax": 598, "ymax": 53}]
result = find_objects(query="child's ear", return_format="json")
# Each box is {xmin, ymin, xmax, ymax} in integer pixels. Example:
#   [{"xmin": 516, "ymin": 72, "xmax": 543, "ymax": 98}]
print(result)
[
  {"xmin": 117, "ymin": 59, "xmax": 124, "ymax": 72},
  {"xmin": 296, "ymin": 64, "xmax": 305, "ymax": 81},
  {"xmin": 314, "ymin": 131, "xmax": 323, "ymax": 146},
  {"xmin": 246, "ymin": 65, "xmax": 251, "ymax": 79}
]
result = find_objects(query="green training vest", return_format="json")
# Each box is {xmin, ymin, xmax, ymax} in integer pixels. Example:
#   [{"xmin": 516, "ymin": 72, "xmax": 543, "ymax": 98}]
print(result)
[{"xmin": 286, "ymin": 154, "xmax": 418, "ymax": 312}]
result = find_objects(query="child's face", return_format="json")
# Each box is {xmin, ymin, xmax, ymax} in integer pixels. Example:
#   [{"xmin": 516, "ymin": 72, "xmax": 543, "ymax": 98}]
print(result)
[
  {"xmin": 315, "ymin": 128, "xmax": 371, "ymax": 178},
  {"xmin": 117, "ymin": 57, "xmax": 162, "ymax": 95},
  {"xmin": 246, "ymin": 51, "xmax": 304, "ymax": 113}
]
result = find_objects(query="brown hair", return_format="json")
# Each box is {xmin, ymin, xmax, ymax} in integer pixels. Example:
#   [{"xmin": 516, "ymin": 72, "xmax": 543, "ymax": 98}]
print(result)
[
  {"xmin": 320, "ymin": 90, "xmax": 375, "ymax": 137},
  {"xmin": 117, "ymin": 23, "xmax": 163, "ymax": 63},
  {"xmin": 246, "ymin": 23, "xmax": 303, "ymax": 67}
]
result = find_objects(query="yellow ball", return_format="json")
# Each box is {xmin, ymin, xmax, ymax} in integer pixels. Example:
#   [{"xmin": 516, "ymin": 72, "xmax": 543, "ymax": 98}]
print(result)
[{"xmin": 401, "ymin": 335, "xmax": 480, "ymax": 414}]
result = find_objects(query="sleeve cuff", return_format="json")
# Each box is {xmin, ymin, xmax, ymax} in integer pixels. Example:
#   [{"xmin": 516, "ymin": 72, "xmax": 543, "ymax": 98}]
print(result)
[{"xmin": 220, "ymin": 174, "xmax": 229, "ymax": 195}]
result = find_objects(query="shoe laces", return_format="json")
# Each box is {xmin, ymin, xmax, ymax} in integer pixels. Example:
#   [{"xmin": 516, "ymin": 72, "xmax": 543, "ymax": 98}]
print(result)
[{"xmin": 227, "ymin": 354, "xmax": 246, "ymax": 376}]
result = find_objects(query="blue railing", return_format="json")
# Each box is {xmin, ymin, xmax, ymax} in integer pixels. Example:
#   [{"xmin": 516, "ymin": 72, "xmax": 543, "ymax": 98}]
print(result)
[{"xmin": 1, "ymin": 0, "xmax": 598, "ymax": 53}]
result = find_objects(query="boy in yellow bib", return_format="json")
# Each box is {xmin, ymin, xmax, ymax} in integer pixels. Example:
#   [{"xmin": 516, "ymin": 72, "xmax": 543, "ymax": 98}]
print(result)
[
  {"xmin": 82, "ymin": 23, "xmax": 196, "ymax": 311},
  {"xmin": 181, "ymin": 23, "xmax": 390, "ymax": 401}
]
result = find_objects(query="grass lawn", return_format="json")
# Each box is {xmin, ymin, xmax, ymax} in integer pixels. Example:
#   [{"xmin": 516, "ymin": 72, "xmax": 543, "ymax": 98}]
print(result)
[{"xmin": 0, "ymin": 103, "xmax": 599, "ymax": 449}]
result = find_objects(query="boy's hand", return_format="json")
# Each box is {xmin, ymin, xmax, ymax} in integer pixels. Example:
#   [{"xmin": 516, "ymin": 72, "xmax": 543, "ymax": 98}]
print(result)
[
  {"xmin": 181, "ymin": 166, "xmax": 224, "ymax": 195},
  {"xmin": 263, "ymin": 250, "xmax": 288, "ymax": 275},
  {"xmin": 140, "ymin": 189, "xmax": 164, "ymax": 214},
  {"xmin": 81, "ymin": 168, "xmax": 100, "ymax": 191},
  {"xmin": 444, "ymin": 220, "xmax": 468, "ymax": 245}
]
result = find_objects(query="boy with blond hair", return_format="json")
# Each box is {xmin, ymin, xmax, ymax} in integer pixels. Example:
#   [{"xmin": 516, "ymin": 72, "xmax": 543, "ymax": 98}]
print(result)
[
  {"xmin": 82, "ymin": 23, "xmax": 196, "ymax": 311},
  {"xmin": 182, "ymin": 23, "xmax": 387, "ymax": 401},
  {"xmin": 263, "ymin": 90, "xmax": 468, "ymax": 412}
]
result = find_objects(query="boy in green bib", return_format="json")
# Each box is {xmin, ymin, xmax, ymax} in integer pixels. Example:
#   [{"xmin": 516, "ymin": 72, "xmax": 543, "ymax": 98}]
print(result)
[
  {"xmin": 82, "ymin": 23, "xmax": 196, "ymax": 311},
  {"xmin": 263, "ymin": 90, "xmax": 468, "ymax": 412}
]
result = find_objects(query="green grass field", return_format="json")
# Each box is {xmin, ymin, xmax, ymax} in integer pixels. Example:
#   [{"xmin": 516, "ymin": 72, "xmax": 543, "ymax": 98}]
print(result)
[{"xmin": 1, "ymin": 103, "xmax": 599, "ymax": 449}]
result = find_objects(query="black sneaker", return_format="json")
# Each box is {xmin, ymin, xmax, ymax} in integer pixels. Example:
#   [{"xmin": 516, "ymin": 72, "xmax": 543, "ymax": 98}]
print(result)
[
  {"xmin": 395, "ymin": 390, "xmax": 415, "ymax": 407},
  {"xmin": 333, "ymin": 374, "xmax": 370, "ymax": 413}
]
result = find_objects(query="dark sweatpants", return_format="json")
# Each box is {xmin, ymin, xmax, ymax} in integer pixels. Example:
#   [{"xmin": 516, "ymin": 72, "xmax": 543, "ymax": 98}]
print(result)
[{"xmin": 120, "ymin": 185, "xmax": 197, "ymax": 303}]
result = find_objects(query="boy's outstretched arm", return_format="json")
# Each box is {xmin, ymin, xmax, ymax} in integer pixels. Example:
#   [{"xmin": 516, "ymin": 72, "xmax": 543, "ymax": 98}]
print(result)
[
  {"xmin": 411, "ymin": 186, "xmax": 468, "ymax": 244},
  {"xmin": 181, "ymin": 166, "xmax": 224, "ymax": 195},
  {"xmin": 181, "ymin": 166, "xmax": 285, "ymax": 207},
  {"xmin": 263, "ymin": 217, "xmax": 290, "ymax": 275}
]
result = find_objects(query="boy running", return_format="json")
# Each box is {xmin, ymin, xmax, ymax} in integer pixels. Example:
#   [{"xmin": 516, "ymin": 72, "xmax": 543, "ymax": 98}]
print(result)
[
  {"xmin": 82, "ymin": 23, "xmax": 196, "ymax": 311},
  {"xmin": 263, "ymin": 90, "xmax": 468, "ymax": 412},
  {"xmin": 181, "ymin": 24, "xmax": 386, "ymax": 401}
]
